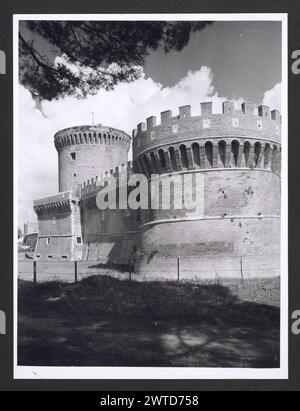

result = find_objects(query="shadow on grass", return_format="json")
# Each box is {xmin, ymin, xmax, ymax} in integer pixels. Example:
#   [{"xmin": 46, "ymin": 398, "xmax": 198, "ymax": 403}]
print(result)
[
  {"xmin": 88, "ymin": 262, "xmax": 129, "ymax": 273},
  {"xmin": 18, "ymin": 276, "xmax": 280, "ymax": 368}
]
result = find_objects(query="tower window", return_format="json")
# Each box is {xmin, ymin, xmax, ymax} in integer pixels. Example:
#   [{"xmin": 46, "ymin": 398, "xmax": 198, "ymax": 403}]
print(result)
[
  {"xmin": 70, "ymin": 152, "xmax": 76, "ymax": 160},
  {"xmin": 47, "ymin": 237, "xmax": 51, "ymax": 245}
]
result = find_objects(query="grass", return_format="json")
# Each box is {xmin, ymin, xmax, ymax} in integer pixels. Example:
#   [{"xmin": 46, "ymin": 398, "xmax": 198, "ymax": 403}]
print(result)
[{"xmin": 18, "ymin": 276, "xmax": 280, "ymax": 368}]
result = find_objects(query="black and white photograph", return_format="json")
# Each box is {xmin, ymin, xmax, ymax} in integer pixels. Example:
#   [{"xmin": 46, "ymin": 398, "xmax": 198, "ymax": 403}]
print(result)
[{"xmin": 14, "ymin": 14, "xmax": 288, "ymax": 379}]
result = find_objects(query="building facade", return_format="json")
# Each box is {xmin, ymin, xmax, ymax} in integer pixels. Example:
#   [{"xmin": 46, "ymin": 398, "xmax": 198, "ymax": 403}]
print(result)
[{"xmin": 33, "ymin": 101, "xmax": 281, "ymax": 280}]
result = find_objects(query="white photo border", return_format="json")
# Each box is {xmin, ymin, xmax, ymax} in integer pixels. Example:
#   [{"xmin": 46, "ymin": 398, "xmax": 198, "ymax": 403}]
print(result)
[{"xmin": 13, "ymin": 13, "xmax": 288, "ymax": 380}]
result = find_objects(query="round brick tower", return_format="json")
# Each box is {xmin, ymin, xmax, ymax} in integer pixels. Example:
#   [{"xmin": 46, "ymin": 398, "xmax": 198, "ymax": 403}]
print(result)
[
  {"xmin": 132, "ymin": 101, "xmax": 281, "ymax": 280},
  {"xmin": 54, "ymin": 125, "xmax": 131, "ymax": 193}
]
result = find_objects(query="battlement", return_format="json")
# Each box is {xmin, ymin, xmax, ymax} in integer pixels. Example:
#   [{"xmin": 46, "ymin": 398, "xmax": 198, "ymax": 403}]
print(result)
[
  {"xmin": 133, "ymin": 101, "xmax": 280, "ymax": 133},
  {"xmin": 33, "ymin": 191, "xmax": 79, "ymax": 217},
  {"xmin": 54, "ymin": 124, "xmax": 131, "ymax": 152},
  {"xmin": 79, "ymin": 160, "xmax": 134, "ymax": 197},
  {"xmin": 132, "ymin": 101, "xmax": 281, "ymax": 158}
]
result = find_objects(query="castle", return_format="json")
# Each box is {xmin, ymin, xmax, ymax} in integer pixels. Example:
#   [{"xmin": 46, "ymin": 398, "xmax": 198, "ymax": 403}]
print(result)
[{"xmin": 33, "ymin": 101, "xmax": 281, "ymax": 280}]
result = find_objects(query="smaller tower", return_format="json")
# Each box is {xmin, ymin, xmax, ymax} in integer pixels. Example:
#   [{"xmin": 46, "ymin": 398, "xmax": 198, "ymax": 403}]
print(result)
[
  {"xmin": 54, "ymin": 125, "xmax": 131, "ymax": 193},
  {"xmin": 34, "ymin": 123, "xmax": 131, "ymax": 262}
]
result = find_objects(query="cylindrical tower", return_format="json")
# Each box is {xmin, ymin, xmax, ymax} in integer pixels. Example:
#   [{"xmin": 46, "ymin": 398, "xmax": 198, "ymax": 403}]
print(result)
[
  {"xmin": 132, "ymin": 101, "xmax": 282, "ymax": 280},
  {"xmin": 54, "ymin": 125, "xmax": 131, "ymax": 192}
]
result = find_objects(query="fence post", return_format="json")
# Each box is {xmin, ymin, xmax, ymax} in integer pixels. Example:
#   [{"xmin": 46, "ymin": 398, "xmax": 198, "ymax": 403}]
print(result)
[
  {"xmin": 33, "ymin": 261, "xmax": 37, "ymax": 284},
  {"xmin": 240, "ymin": 257, "xmax": 244, "ymax": 283},
  {"xmin": 177, "ymin": 257, "xmax": 180, "ymax": 282},
  {"xmin": 74, "ymin": 261, "xmax": 78, "ymax": 284}
]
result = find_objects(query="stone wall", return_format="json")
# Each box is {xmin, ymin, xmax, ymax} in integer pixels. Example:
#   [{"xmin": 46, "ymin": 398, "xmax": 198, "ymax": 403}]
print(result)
[
  {"xmin": 79, "ymin": 163, "xmax": 140, "ymax": 264},
  {"xmin": 136, "ymin": 168, "xmax": 280, "ymax": 279}
]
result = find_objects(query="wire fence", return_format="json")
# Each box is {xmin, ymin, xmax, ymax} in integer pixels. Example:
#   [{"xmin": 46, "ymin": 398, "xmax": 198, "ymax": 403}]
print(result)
[{"xmin": 18, "ymin": 254, "xmax": 280, "ymax": 284}]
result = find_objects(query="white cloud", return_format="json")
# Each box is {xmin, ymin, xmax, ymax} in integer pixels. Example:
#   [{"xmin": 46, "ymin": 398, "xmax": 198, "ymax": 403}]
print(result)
[
  {"xmin": 18, "ymin": 67, "xmax": 281, "ymax": 227},
  {"xmin": 262, "ymin": 82, "xmax": 281, "ymax": 112}
]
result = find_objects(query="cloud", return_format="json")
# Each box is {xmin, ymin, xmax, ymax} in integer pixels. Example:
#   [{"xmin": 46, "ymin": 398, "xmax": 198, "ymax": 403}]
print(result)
[
  {"xmin": 18, "ymin": 67, "xmax": 281, "ymax": 227},
  {"xmin": 262, "ymin": 82, "xmax": 281, "ymax": 112}
]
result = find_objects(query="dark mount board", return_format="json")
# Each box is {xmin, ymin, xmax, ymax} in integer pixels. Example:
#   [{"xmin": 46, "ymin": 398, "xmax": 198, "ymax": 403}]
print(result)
[{"xmin": 0, "ymin": 0, "xmax": 299, "ymax": 392}]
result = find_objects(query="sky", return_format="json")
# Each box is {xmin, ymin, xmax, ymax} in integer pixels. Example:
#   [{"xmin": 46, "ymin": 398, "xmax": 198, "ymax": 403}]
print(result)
[{"xmin": 18, "ymin": 20, "xmax": 282, "ymax": 228}]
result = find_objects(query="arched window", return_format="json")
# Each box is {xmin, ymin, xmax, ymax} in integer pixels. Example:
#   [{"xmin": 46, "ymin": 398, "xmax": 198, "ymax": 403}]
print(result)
[
  {"xmin": 205, "ymin": 141, "xmax": 213, "ymax": 168},
  {"xmin": 272, "ymin": 145, "xmax": 278, "ymax": 171},
  {"xmin": 192, "ymin": 143, "xmax": 201, "ymax": 168},
  {"xmin": 254, "ymin": 142, "xmax": 262, "ymax": 168},
  {"xmin": 218, "ymin": 140, "xmax": 226, "ymax": 167},
  {"xmin": 179, "ymin": 145, "xmax": 188, "ymax": 170},
  {"xmin": 158, "ymin": 149, "xmax": 166, "ymax": 169},
  {"xmin": 169, "ymin": 147, "xmax": 177, "ymax": 171},
  {"xmin": 150, "ymin": 152, "xmax": 158, "ymax": 173},
  {"xmin": 143, "ymin": 155, "xmax": 151, "ymax": 176},
  {"xmin": 231, "ymin": 140, "xmax": 240, "ymax": 167},
  {"xmin": 243, "ymin": 141, "xmax": 251, "ymax": 167}
]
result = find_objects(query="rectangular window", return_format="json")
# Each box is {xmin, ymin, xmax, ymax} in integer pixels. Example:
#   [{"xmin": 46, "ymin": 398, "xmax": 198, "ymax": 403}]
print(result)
[
  {"xmin": 71, "ymin": 152, "xmax": 76, "ymax": 160},
  {"xmin": 172, "ymin": 124, "xmax": 178, "ymax": 134},
  {"xmin": 76, "ymin": 237, "xmax": 82, "ymax": 244},
  {"xmin": 47, "ymin": 237, "xmax": 51, "ymax": 245}
]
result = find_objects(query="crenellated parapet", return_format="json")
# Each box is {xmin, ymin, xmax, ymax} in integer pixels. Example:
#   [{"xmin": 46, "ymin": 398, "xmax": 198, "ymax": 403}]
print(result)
[
  {"xmin": 55, "ymin": 124, "xmax": 131, "ymax": 193},
  {"xmin": 133, "ymin": 101, "xmax": 281, "ymax": 176},
  {"xmin": 132, "ymin": 101, "xmax": 281, "ymax": 159},
  {"xmin": 33, "ymin": 191, "xmax": 79, "ymax": 217},
  {"xmin": 54, "ymin": 124, "xmax": 131, "ymax": 151},
  {"xmin": 79, "ymin": 161, "xmax": 134, "ymax": 202}
]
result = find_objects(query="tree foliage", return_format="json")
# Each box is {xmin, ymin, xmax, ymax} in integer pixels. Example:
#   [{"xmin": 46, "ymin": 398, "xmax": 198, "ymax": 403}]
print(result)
[{"xmin": 19, "ymin": 21, "xmax": 211, "ymax": 100}]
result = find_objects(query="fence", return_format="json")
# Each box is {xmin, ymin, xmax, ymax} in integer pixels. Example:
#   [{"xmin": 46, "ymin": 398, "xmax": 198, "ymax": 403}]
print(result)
[
  {"xmin": 138, "ymin": 254, "xmax": 280, "ymax": 281},
  {"xmin": 18, "ymin": 254, "xmax": 280, "ymax": 284},
  {"xmin": 18, "ymin": 260, "xmax": 130, "ymax": 284}
]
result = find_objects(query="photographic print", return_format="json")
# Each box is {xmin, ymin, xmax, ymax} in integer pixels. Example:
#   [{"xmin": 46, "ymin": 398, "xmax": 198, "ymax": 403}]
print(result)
[{"xmin": 14, "ymin": 14, "xmax": 288, "ymax": 379}]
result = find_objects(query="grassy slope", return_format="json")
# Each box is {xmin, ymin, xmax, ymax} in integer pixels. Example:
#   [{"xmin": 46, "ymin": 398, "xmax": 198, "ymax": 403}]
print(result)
[{"xmin": 18, "ymin": 276, "xmax": 280, "ymax": 368}]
